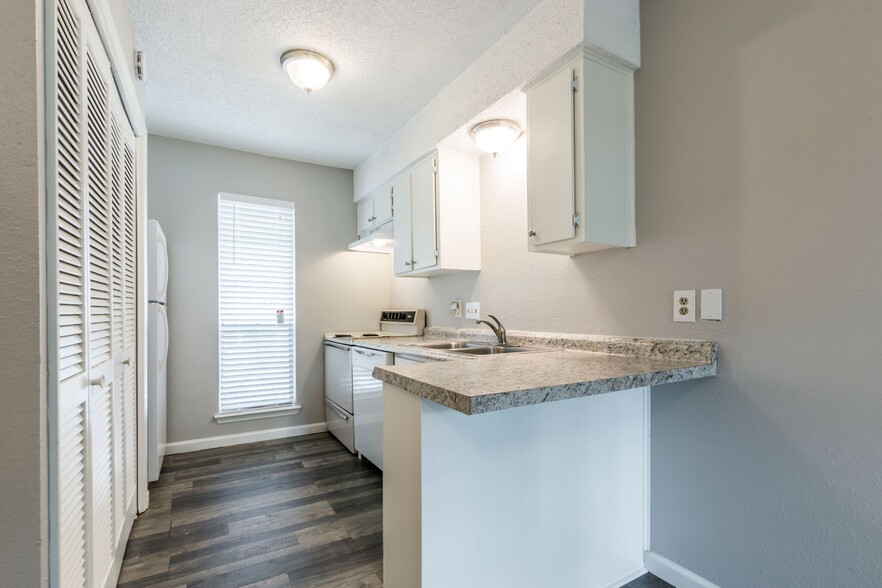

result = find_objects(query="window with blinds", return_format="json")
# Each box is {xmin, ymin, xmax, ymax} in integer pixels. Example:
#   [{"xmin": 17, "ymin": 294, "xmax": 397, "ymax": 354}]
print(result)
[{"xmin": 218, "ymin": 193, "xmax": 296, "ymax": 414}]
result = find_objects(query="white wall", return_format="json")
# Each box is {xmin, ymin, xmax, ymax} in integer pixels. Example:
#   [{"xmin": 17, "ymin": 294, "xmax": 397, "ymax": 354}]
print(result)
[
  {"xmin": 147, "ymin": 136, "xmax": 390, "ymax": 444},
  {"xmin": 391, "ymin": 0, "xmax": 882, "ymax": 576},
  {"xmin": 0, "ymin": 0, "xmax": 48, "ymax": 585}
]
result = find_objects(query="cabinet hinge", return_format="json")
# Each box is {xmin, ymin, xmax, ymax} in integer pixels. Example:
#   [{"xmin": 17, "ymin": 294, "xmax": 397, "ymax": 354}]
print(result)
[
  {"xmin": 572, "ymin": 77, "xmax": 578, "ymax": 93},
  {"xmin": 573, "ymin": 213, "xmax": 581, "ymax": 227},
  {"xmin": 433, "ymin": 160, "xmax": 438, "ymax": 173},
  {"xmin": 434, "ymin": 250, "xmax": 439, "ymax": 259}
]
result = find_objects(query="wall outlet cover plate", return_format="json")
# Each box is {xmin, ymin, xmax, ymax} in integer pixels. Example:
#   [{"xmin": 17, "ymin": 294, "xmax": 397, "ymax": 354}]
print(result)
[
  {"xmin": 465, "ymin": 302, "xmax": 480, "ymax": 320},
  {"xmin": 450, "ymin": 300, "xmax": 463, "ymax": 318},
  {"xmin": 673, "ymin": 290, "xmax": 696, "ymax": 323}
]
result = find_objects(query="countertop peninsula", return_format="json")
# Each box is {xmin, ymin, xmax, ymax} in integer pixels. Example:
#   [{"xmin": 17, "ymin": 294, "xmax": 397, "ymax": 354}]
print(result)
[{"xmin": 359, "ymin": 327, "xmax": 717, "ymax": 415}]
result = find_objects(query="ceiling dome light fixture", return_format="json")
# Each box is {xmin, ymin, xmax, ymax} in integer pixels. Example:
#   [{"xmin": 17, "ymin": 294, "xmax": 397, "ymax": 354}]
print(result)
[
  {"xmin": 470, "ymin": 119, "xmax": 522, "ymax": 156},
  {"xmin": 281, "ymin": 49, "xmax": 335, "ymax": 94}
]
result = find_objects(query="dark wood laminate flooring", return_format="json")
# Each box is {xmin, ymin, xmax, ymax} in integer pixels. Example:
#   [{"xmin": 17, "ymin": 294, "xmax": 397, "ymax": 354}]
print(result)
[{"xmin": 119, "ymin": 432, "xmax": 670, "ymax": 588}]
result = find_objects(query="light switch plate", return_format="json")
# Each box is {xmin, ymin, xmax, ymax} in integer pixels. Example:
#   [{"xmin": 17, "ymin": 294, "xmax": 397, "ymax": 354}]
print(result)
[
  {"xmin": 701, "ymin": 289, "xmax": 723, "ymax": 321},
  {"xmin": 465, "ymin": 302, "xmax": 480, "ymax": 320},
  {"xmin": 673, "ymin": 290, "xmax": 696, "ymax": 323}
]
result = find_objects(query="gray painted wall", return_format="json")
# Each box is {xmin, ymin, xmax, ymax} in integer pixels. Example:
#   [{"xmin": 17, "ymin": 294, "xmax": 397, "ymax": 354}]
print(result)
[
  {"xmin": 391, "ymin": 0, "xmax": 882, "ymax": 583},
  {"xmin": 0, "ymin": 0, "xmax": 48, "ymax": 585},
  {"xmin": 147, "ymin": 136, "xmax": 390, "ymax": 443}
]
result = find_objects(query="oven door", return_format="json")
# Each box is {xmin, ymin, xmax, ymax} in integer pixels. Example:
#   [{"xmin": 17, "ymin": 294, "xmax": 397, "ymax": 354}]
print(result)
[{"xmin": 324, "ymin": 341, "xmax": 353, "ymax": 413}]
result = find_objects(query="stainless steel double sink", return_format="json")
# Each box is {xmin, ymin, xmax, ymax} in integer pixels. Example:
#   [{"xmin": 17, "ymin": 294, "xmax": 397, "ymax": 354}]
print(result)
[{"xmin": 411, "ymin": 340, "xmax": 548, "ymax": 356}]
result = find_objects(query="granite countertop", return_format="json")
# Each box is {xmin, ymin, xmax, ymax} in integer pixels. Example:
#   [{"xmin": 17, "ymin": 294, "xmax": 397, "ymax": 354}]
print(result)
[{"xmin": 363, "ymin": 328, "xmax": 717, "ymax": 415}]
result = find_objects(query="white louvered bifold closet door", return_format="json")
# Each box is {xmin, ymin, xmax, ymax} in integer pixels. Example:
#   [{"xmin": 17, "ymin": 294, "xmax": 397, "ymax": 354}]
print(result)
[
  {"xmin": 85, "ymin": 26, "xmax": 117, "ymax": 588},
  {"xmin": 51, "ymin": 0, "xmax": 90, "ymax": 585},
  {"xmin": 49, "ymin": 0, "xmax": 139, "ymax": 586}
]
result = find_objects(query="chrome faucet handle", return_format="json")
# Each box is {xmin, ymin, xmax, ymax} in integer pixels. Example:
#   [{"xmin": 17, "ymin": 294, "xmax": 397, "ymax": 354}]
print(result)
[
  {"xmin": 481, "ymin": 315, "xmax": 508, "ymax": 345},
  {"xmin": 489, "ymin": 315, "xmax": 508, "ymax": 345}
]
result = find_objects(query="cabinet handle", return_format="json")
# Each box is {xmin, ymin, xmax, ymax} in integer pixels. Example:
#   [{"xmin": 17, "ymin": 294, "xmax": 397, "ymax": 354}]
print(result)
[
  {"xmin": 528, "ymin": 230, "xmax": 536, "ymax": 237},
  {"xmin": 411, "ymin": 260, "xmax": 418, "ymax": 265},
  {"xmin": 405, "ymin": 261, "xmax": 412, "ymax": 266},
  {"xmin": 122, "ymin": 358, "xmax": 132, "ymax": 366},
  {"xmin": 354, "ymin": 348, "xmax": 375, "ymax": 356},
  {"xmin": 89, "ymin": 375, "xmax": 106, "ymax": 388}
]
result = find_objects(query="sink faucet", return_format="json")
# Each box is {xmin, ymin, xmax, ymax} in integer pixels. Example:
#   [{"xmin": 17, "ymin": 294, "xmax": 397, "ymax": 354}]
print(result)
[{"xmin": 476, "ymin": 314, "xmax": 508, "ymax": 346}]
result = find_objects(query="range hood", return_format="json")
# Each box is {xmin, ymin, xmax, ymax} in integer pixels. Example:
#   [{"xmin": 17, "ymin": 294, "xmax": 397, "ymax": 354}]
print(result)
[{"xmin": 347, "ymin": 226, "xmax": 394, "ymax": 254}]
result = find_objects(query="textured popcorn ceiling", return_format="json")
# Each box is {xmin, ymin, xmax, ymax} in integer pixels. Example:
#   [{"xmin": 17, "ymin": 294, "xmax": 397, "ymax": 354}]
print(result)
[{"xmin": 127, "ymin": 0, "xmax": 544, "ymax": 169}]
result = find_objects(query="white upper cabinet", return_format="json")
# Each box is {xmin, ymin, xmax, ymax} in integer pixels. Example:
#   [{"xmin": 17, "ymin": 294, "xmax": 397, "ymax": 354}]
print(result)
[
  {"xmin": 526, "ymin": 50, "xmax": 636, "ymax": 255},
  {"xmin": 374, "ymin": 185, "xmax": 394, "ymax": 227},
  {"xmin": 356, "ymin": 182, "xmax": 394, "ymax": 236},
  {"xmin": 357, "ymin": 198, "xmax": 374, "ymax": 235},
  {"xmin": 393, "ymin": 149, "xmax": 481, "ymax": 277},
  {"xmin": 391, "ymin": 173, "xmax": 413, "ymax": 275},
  {"xmin": 409, "ymin": 157, "xmax": 438, "ymax": 272}
]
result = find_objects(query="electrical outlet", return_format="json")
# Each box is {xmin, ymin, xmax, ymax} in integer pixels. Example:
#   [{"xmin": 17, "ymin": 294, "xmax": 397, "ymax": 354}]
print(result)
[
  {"xmin": 701, "ymin": 289, "xmax": 723, "ymax": 321},
  {"xmin": 450, "ymin": 300, "xmax": 463, "ymax": 318},
  {"xmin": 673, "ymin": 290, "xmax": 696, "ymax": 323},
  {"xmin": 465, "ymin": 302, "xmax": 480, "ymax": 320}
]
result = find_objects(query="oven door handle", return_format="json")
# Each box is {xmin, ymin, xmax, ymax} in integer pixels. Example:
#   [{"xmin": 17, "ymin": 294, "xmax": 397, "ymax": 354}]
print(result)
[{"xmin": 326, "ymin": 400, "xmax": 350, "ymax": 421}]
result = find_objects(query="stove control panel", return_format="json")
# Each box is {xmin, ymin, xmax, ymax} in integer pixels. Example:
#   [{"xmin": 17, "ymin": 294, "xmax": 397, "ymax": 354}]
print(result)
[
  {"xmin": 381, "ymin": 310, "xmax": 417, "ymax": 323},
  {"xmin": 378, "ymin": 309, "xmax": 426, "ymax": 335}
]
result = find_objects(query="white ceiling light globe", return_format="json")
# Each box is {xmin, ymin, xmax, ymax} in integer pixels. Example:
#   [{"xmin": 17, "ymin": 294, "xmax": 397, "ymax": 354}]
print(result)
[
  {"xmin": 470, "ymin": 119, "xmax": 522, "ymax": 155},
  {"xmin": 281, "ymin": 49, "xmax": 335, "ymax": 94}
]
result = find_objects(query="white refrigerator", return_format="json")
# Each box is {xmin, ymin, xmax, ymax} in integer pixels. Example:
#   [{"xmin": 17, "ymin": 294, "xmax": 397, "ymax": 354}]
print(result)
[{"xmin": 147, "ymin": 220, "xmax": 169, "ymax": 481}]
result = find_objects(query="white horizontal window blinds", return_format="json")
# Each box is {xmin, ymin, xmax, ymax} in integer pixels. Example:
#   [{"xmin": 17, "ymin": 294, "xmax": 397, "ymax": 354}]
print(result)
[{"xmin": 218, "ymin": 194, "xmax": 296, "ymax": 414}]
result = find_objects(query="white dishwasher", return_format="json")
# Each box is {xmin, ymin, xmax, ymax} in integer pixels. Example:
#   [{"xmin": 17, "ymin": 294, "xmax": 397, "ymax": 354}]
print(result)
[{"xmin": 352, "ymin": 346, "xmax": 393, "ymax": 470}]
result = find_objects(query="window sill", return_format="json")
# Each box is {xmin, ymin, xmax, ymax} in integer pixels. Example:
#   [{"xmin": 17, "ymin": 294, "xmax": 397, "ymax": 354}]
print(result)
[{"xmin": 214, "ymin": 405, "xmax": 301, "ymax": 424}]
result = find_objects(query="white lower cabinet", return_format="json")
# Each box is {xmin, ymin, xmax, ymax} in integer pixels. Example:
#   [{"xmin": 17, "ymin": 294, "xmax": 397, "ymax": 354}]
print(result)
[
  {"xmin": 526, "ymin": 50, "xmax": 637, "ymax": 255},
  {"xmin": 393, "ymin": 149, "xmax": 481, "ymax": 277}
]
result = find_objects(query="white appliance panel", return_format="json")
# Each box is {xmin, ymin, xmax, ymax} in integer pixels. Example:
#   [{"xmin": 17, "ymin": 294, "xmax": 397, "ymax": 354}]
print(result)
[
  {"xmin": 147, "ymin": 303, "xmax": 168, "ymax": 481},
  {"xmin": 353, "ymin": 347, "xmax": 393, "ymax": 470},
  {"xmin": 147, "ymin": 219, "xmax": 168, "ymax": 482},
  {"xmin": 325, "ymin": 398, "xmax": 355, "ymax": 453},
  {"xmin": 324, "ymin": 342, "xmax": 353, "ymax": 413},
  {"xmin": 147, "ymin": 219, "xmax": 168, "ymax": 302}
]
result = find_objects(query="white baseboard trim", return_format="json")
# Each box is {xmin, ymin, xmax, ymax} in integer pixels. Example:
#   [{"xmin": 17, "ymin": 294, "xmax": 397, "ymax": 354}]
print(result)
[
  {"xmin": 605, "ymin": 567, "xmax": 648, "ymax": 588},
  {"xmin": 163, "ymin": 422, "xmax": 327, "ymax": 455},
  {"xmin": 644, "ymin": 551, "xmax": 720, "ymax": 588}
]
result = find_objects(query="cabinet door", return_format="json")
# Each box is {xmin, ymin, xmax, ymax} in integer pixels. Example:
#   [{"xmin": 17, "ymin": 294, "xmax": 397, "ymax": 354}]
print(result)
[
  {"xmin": 527, "ymin": 64, "xmax": 577, "ymax": 246},
  {"xmin": 392, "ymin": 173, "xmax": 413, "ymax": 275},
  {"xmin": 374, "ymin": 184, "xmax": 393, "ymax": 226},
  {"xmin": 357, "ymin": 198, "xmax": 374, "ymax": 235},
  {"xmin": 410, "ymin": 157, "xmax": 438, "ymax": 271}
]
